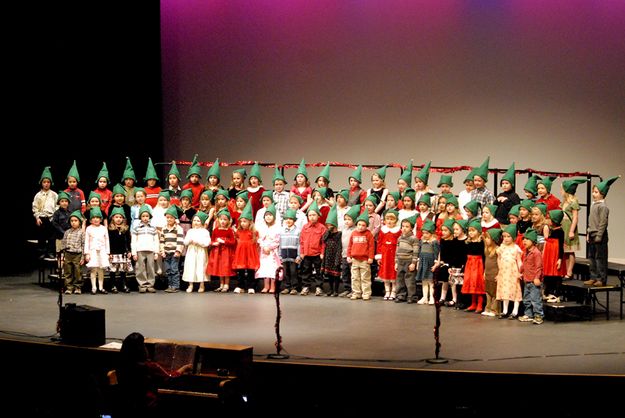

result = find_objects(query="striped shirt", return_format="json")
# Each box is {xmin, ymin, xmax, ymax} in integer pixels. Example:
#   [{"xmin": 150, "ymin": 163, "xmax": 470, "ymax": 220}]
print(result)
[
  {"xmin": 280, "ymin": 225, "xmax": 300, "ymax": 261},
  {"xmin": 273, "ymin": 191, "xmax": 291, "ymax": 220},
  {"xmin": 395, "ymin": 233, "xmax": 419, "ymax": 264},
  {"xmin": 470, "ymin": 187, "xmax": 495, "ymax": 208},
  {"xmin": 131, "ymin": 222, "xmax": 160, "ymax": 254},
  {"xmin": 160, "ymin": 224, "xmax": 184, "ymax": 254}
]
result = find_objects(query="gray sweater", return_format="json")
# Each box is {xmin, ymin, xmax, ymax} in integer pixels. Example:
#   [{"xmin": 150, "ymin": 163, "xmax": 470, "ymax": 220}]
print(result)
[{"xmin": 587, "ymin": 200, "xmax": 609, "ymax": 241}]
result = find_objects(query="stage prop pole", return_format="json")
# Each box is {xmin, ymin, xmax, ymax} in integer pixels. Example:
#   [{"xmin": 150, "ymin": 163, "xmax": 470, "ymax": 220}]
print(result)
[
  {"xmin": 267, "ymin": 266, "xmax": 289, "ymax": 360},
  {"xmin": 427, "ymin": 263, "xmax": 448, "ymax": 364}
]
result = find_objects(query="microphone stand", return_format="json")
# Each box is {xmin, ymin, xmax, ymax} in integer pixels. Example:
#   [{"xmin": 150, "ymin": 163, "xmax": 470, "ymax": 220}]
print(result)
[
  {"xmin": 267, "ymin": 266, "xmax": 289, "ymax": 359},
  {"xmin": 426, "ymin": 262, "xmax": 448, "ymax": 364}
]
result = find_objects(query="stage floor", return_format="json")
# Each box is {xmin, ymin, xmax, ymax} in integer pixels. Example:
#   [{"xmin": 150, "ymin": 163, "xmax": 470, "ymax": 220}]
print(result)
[{"xmin": 1, "ymin": 271, "xmax": 624, "ymax": 376}]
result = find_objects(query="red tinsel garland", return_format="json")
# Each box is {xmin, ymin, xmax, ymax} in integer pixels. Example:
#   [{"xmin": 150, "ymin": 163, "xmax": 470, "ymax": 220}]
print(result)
[{"xmin": 171, "ymin": 160, "xmax": 594, "ymax": 179}]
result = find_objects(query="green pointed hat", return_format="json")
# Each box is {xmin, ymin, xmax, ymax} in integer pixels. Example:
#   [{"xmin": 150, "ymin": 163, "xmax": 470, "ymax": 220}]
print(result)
[
  {"xmin": 463, "ymin": 200, "xmax": 481, "ymax": 216},
  {"xmin": 455, "ymin": 219, "xmax": 469, "ymax": 232},
  {"xmin": 561, "ymin": 178, "xmax": 588, "ymax": 195},
  {"xmin": 375, "ymin": 165, "xmax": 387, "ymax": 180},
  {"xmin": 538, "ymin": 176, "xmax": 557, "ymax": 193},
  {"xmin": 109, "ymin": 207, "xmax": 126, "ymax": 219},
  {"xmin": 441, "ymin": 218, "xmax": 455, "ymax": 232},
  {"xmin": 356, "ymin": 210, "xmax": 369, "ymax": 226},
  {"xmin": 95, "ymin": 162, "xmax": 110, "ymax": 183},
  {"xmin": 501, "ymin": 162, "xmax": 516, "ymax": 188},
  {"xmin": 417, "ymin": 193, "xmax": 432, "ymax": 207},
  {"xmin": 445, "ymin": 194, "xmax": 459, "ymax": 208},
  {"xmin": 165, "ymin": 205, "xmax": 179, "ymax": 219},
  {"xmin": 201, "ymin": 189, "xmax": 214, "ymax": 201},
  {"xmin": 265, "ymin": 204, "xmax": 277, "ymax": 218},
  {"xmin": 186, "ymin": 154, "xmax": 202, "ymax": 179},
  {"xmin": 180, "ymin": 189, "xmax": 194, "ymax": 201},
  {"xmin": 158, "ymin": 190, "xmax": 171, "ymax": 201},
  {"xmin": 523, "ymin": 228, "xmax": 538, "ymax": 243},
  {"xmin": 365, "ymin": 194, "xmax": 379, "ymax": 205},
  {"xmin": 384, "ymin": 209, "xmax": 399, "ymax": 219},
  {"xmin": 295, "ymin": 158, "xmax": 308, "ymax": 180},
  {"xmin": 168, "ymin": 161, "xmax": 181, "ymax": 180},
  {"xmin": 143, "ymin": 158, "xmax": 159, "ymax": 181},
  {"xmin": 122, "ymin": 157, "xmax": 136, "ymax": 181},
  {"xmin": 549, "ymin": 209, "xmax": 564, "ymax": 225},
  {"xmin": 112, "ymin": 183, "xmax": 126, "ymax": 196},
  {"xmin": 349, "ymin": 165, "xmax": 363, "ymax": 183},
  {"xmin": 69, "ymin": 210, "xmax": 83, "ymax": 222},
  {"xmin": 403, "ymin": 214, "xmax": 417, "ymax": 227},
  {"xmin": 414, "ymin": 161, "xmax": 431, "ymax": 184},
  {"xmin": 523, "ymin": 174, "xmax": 541, "ymax": 196},
  {"xmin": 345, "ymin": 204, "xmax": 361, "ymax": 221},
  {"xmin": 508, "ymin": 204, "xmax": 521, "ymax": 218},
  {"xmin": 337, "ymin": 189, "xmax": 350, "ymax": 202},
  {"xmin": 261, "ymin": 190, "xmax": 274, "ymax": 203},
  {"xmin": 89, "ymin": 206, "xmax": 103, "ymax": 219},
  {"xmin": 595, "ymin": 175, "xmax": 620, "ymax": 197},
  {"xmin": 534, "ymin": 203, "xmax": 547, "ymax": 216},
  {"xmin": 66, "ymin": 160, "xmax": 80, "ymax": 182},
  {"xmin": 422, "ymin": 219, "xmax": 436, "ymax": 233},
  {"xmin": 399, "ymin": 161, "xmax": 413, "ymax": 187},
  {"xmin": 520, "ymin": 199, "xmax": 535, "ymax": 211},
  {"xmin": 239, "ymin": 200, "xmax": 254, "ymax": 221},
  {"xmin": 325, "ymin": 204, "xmax": 338, "ymax": 228},
  {"xmin": 437, "ymin": 175, "xmax": 453, "ymax": 188},
  {"xmin": 387, "ymin": 191, "xmax": 400, "ymax": 203},
  {"xmin": 87, "ymin": 191, "xmax": 101, "ymax": 203},
  {"xmin": 283, "ymin": 208, "xmax": 298, "ymax": 220},
  {"xmin": 57, "ymin": 191, "xmax": 70, "ymax": 203},
  {"xmin": 206, "ymin": 158, "xmax": 220, "ymax": 180},
  {"xmin": 249, "ymin": 161, "xmax": 262, "ymax": 182},
  {"xmin": 484, "ymin": 204, "xmax": 498, "ymax": 217},
  {"xmin": 473, "ymin": 157, "xmax": 490, "ymax": 182},
  {"xmin": 467, "ymin": 218, "xmax": 482, "ymax": 232},
  {"xmin": 233, "ymin": 167, "xmax": 247, "ymax": 179},
  {"xmin": 289, "ymin": 193, "xmax": 303, "ymax": 205},
  {"xmin": 272, "ymin": 167, "xmax": 286, "ymax": 183},
  {"xmin": 139, "ymin": 204, "xmax": 152, "ymax": 218},
  {"xmin": 464, "ymin": 168, "xmax": 476, "ymax": 183},
  {"xmin": 486, "ymin": 227, "xmax": 503, "ymax": 243},
  {"xmin": 316, "ymin": 162, "xmax": 331, "ymax": 183},
  {"xmin": 133, "ymin": 187, "xmax": 145, "ymax": 196},
  {"xmin": 214, "ymin": 189, "xmax": 229, "ymax": 200},
  {"xmin": 503, "ymin": 223, "xmax": 517, "ymax": 238},
  {"xmin": 217, "ymin": 208, "xmax": 231, "ymax": 219},
  {"xmin": 307, "ymin": 200, "xmax": 321, "ymax": 216},
  {"xmin": 403, "ymin": 188, "xmax": 417, "ymax": 203},
  {"xmin": 40, "ymin": 166, "xmax": 53, "ymax": 185},
  {"xmin": 314, "ymin": 187, "xmax": 328, "ymax": 200},
  {"xmin": 194, "ymin": 211, "xmax": 209, "ymax": 225},
  {"xmin": 235, "ymin": 190, "xmax": 249, "ymax": 202}
]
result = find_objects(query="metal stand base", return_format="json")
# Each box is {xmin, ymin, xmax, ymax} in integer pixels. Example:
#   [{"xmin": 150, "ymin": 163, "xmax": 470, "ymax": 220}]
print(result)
[
  {"xmin": 426, "ymin": 357, "xmax": 448, "ymax": 364},
  {"xmin": 267, "ymin": 353, "xmax": 290, "ymax": 359}
]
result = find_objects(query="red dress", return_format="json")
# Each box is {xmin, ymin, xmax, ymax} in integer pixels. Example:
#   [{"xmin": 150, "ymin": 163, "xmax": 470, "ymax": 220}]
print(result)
[
  {"xmin": 232, "ymin": 229, "xmax": 260, "ymax": 270},
  {"xmin": 376, "ymin": 226, "xmax": 402, "ymax": 280},
  {"xmin": 461, "ymin": 241, "xmax": 485, "ymax": 294},
  {"xmin": 414, "ymin": 212, "xmax": 434, "ymax": 240},
  {"xmin": 537, "ymin": 194, "xmax": 561, "ymax": 213},
  {"xmin": 247, "ymin": 186, "xmax": 265, "ymax": 220},
  {"xmin": 542, "ymin": 228, "xmax": 567, "ymax": 276},
  {"xmin": 183, "ymin": 182, "xmax": 205, "ymax": 209},
  {"xmin": 318, "ymin": 204, "xmax": 330, "ymax": 225},
  {"xmin": 93, "ymin": 188, "xmax": 113, "ymax": 215},
  {"xmin": 206, "ymin": 228, "xmax": 236, "ymax": 277}
]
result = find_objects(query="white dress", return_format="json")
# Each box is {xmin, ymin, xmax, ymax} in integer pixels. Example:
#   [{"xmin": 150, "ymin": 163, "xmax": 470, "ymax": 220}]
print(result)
[
  {"xmin": 85, "ymin": 224, "xmax": 110, "ymax": 268},
  {"xmin": 182, "ymin": 227, "xmax": 211, "ymax": 283},
  {"xmin": 255, "ymin": 223, "xmax": 281, "ymax": 279}
]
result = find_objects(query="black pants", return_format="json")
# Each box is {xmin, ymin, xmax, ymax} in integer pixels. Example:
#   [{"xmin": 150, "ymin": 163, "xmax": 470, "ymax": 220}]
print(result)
[
  {"xmin": 109, "ymin": 271, "xmax": 128, "ymax": 291},
  {"xmin": 282, "ymin": 260, "xmax": 299, "ymax": 291},
  {"xmin": 236, "ymin": 269, "xmax": 256, "ymax": 290},
  {"xmin": 300, "ymin": 255, "xmax": 322, "ymax": 289},
  {"xmin": 36, "ymin": 217, "xmax": 55, "ymax": 256},
  {"xmin": 588, "ymin": 232, "xmax": 608, "ymax": 283},
  {"xmin": 340, "ymin": 257, "xmax": 352, "ymax": 291},
  {"xmin": 543, "ymin": 276, "xmax": 562, "ymax": 296}
]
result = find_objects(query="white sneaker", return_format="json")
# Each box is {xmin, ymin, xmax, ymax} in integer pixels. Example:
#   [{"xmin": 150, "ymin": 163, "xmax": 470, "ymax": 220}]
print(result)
[
  {"xmin": 214, "ymin": 285, "xmax": 223, "ymax": 292},
  {"xmin": 389, "ymin": 292, "xmax": 396, "ymax": 301},
  {"xmin": 417, "ymin": 297, "xmax": 427, "ymax": 305},
  {"xmin": 221, "ymin": 285, "xmax": 229, "ymax": 292},
  {"xmin": 300, "ymin": 287, "xmax": 309, "ymax": 296},
  {"xmin": 428, "ymin": 298, "xmax": 435, "ymax": 305},
  {"xmin": 482, "ymin": 311, "xmax": 496, "ymax": 317},
  {"xmin": 383, "ymin": 292, "xmax": 390, "ymax": 300},
  {"xmin": 247, "ymin": 288, "xmax": 255, "ymax": 294},
  {"xmin": 234, "ymin": 287, "xmax": 242, "ymax": 294},
  {"xmin": 315, "ymin": 287, "xmax": 323, "ymax": 296}
]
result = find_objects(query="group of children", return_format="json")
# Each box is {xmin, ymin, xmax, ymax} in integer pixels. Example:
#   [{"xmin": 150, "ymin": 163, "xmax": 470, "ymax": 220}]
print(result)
[{"xmin": 32, "ymin": 156, "xmax": 619, "ymax": 324}]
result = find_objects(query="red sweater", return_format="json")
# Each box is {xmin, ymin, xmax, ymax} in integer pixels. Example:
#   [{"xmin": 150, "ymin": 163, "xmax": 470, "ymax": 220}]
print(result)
[
  {"xmin": 348, "ymin": 229, "xmax": 375, "ymax": 261},
  {"xmin": 299, "ymin": 221, "xmax": 326, "ymax": 257},
  {"xmin": 521, "ymin": 246, "xmax": 543, "ymax": 282},
  {"xmin": 183, "ymin": 182, "xmax": 205, "ymax": 208},
  {"xmin": 144, "ymin": 186, "xmax": 162, "ymax": 208}
]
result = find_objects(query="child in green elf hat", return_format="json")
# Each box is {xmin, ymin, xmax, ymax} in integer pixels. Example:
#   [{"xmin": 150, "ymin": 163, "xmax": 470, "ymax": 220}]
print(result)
[
  {"xmin": 395, "ymin": 214, "xmax": 419, "ymax": 303},
  {"xmin": 205, "ymin": 158, "xmax": 223, "ymax": 198},
  {"xmin": 182, "ymin": 154, "xmax": 205, "ymax": 209},
  {"xmin": 376, "ymin": 209, "xmax": 401, "ymax": 300},
  {"xmin": 33, "ymin": 166, "xmax": 58, "ymax": 259},
  {"xmin": 415, "ymin": 193, "xmax": 435, "ymax": 240},
  {"xmin": 347, "ymin": 165, "xmax": 367, "ymax": 207},
  {"xmin": 64, "ymin": 160, "xmax": 86, "ymax": 214},
  {"xmin": 178, "ymin": 189, "xmax": 197, "ymax": 236},
  {"xmin": 363, "ymin": 194, "xmax": 381, "ymax": 237},
  {"xmin": 496, "ymin": 224, "xmax": 523, "ymax": 319},
  {"xmin": 107, "ymin": 184, "xmax": 132, "ymax": 223},
  {"xmin": 182, "ymin": 211, "xmax": 211, "ymax": 292},
  {"xmin": 470, "ymin": 157, "xmax": 495, "ymax": 208},
  {"xmin": 396, "ymin": 161, "xmax": 413, "ymax": 208},
  {"xmin": 231, "ymin": 190, "xmax": 249, "ymax": 228},
  {"xmin": 257, "ymin": 204, "xmax": 282, "ymax": 294},
  {"xmin": 229, "ymin": 168, "xmax": 247, "ymax": 200},
  {"xmin": 385, "ymin": 191, "xmax": 400, "ymax": 213},
  {"xmin": 143, "ymin": 158, "xmax": 162, "ymax": 208},
  {"xmin": 530, "ymin": 203, "xmax": 549, "ymax": 251},
  {"xmin": 519, "ymin": 228, "xmax": 544, "ymax": 324},
  {"xmin": 449, "ymin": 219, "xmax": 469, "ymax": 309},
  {"xmin": 288, "ymin": 194, "xmax": 307, "ymax": 231},
  {"xmin": 461, "ymin": 219, "xmax": 486, "ymax": 313},
  {"xmin": 347, "ymin": 211, "xmax": 375, "ymax": 300},
  {"xmin": 413, "ymin": 161, "xmax": 435, "ymax": 206},
  {"xmin": 61, "ymin": 210, "xmax": 85, "ymax": 294},
  {"xmin": 279, "ymin": 209, "xmax": 300, "ymax": 295},
  {"xmin": 367, "ymin": 165, "xmax": 388, "ymax": 215},
  {"xmin": 335, "ymin": 189, "xmax": 351, "ymax": 231},
  {"xmin": 543, "ymin": 209, "xmax": 565, "ymax": 302},
  {"xmin": 272, "ymin": 167, "xmax": 290, "ymax": 222},
  {"xmin": 458, "ymin": 168, "xmax": 475, "ymax": 220},
  {"xmin": 314, "ymin": 162, "xmax": 335, "ymax": 204},
  {"xmin": 84, "ymin": 192, "xmax": 107, "ymax": 228},
  {"xmin": 559, "ymin": 178, "xmax": 587, "ymax": 279},
  {"xmin": 523, "ymin": 174, "xmax": 540, "ymax": 201},
  {"xmin": 131, "ymin": 204, "xmax": 159, "ymax": 293},
  {"xmin": 416, "ymin": 220, "xmax": 439, "ymax": 305},
  {"xmin": 433, "ymin": 175, "xmax": 453, "ymax": 219},
  {"xmin": 311, "ymin": 187, "xmax": 331, "ymax": 225},
  {"xmin": 290, "ymin": 158, "xmax": 313, "ymax": 212},
  {"xmin": 93, "ymin": 162, "xmax": 113, "ymax": 214},
  {"xmin": 84, "ymin": 207, "xmax": 110, "ymax": 295},
  {"xmin": 494, "ymin": 163, "xmax": 521, "ymax": 225},
  {"xmin": 398, "ymin": 189, "xmax": 417, "ymax": 223},
  {"xmin": 160, "ymin": 206, "xmax": 184, "ymax": 293},
  {"xmin": 320, "ymin": 205, "xmax": 342, "ymax": 296},
  {"xmin": 536, "ymin": 176, "xmax": 561, "ymax": 212},
  {"xmin": 585, "ymin": 175, "xmax": 620, "ymax": 287},
  {"xmin": 121, "ymin": 157, "xmax": 137, "ymax": 207},
  {"xmin": 298, "ymin": 201, "xmax": 327, "ymax": 296},
  {"xmin": 255, "ymin": 190, "xmax": 282, "ymax": 234},
  {"xmin": 166, "ymin": 161, "xmax": 183, "ymax": 206},
  {"xmin": 246, "ymin": 162, "xmax": 266, "ymax": 220},
  {"xmin": 130, "ymin": 188, "xmax": 147, "ymax": 230},
  {"xmin": 482, "ymin": 227, "xmax": 501, "ymax": 317},
  {"xmin": 51, "ymin": 192, "xmax": 72, "ymax": 256},
  {"xmin": 339, "ymin": 205, "xmax": 359, "ymax": 297},
  {"xmin": 232, "ymin": 201, "xmax": 260, "ymax": 294},
  {"xmin": 207, "ymin": 210, "xmax": 236, "ymax": 291},
  {"xmin": 197, "ymin": 190, "xmax": 215, "ymax": 229},
  {"xmin": 108, "ymin": 207, "xmax": 133, "ymax": 293}
]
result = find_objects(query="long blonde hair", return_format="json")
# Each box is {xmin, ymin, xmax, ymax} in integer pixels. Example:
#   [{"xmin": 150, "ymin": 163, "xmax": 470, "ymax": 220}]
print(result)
[{"xmin": 483, "ymin": 232, "xmax": 498, "ymax": 257}]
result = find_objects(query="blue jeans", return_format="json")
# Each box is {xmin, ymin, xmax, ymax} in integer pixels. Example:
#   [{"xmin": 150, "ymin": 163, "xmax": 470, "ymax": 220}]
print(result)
[
  {"xmin": 523, "ymin": 282, "xmax": 543, "ymax": 318},
  {"xmin": 163, "ymin": 253, "xmax": 180, "ymax": 289}
]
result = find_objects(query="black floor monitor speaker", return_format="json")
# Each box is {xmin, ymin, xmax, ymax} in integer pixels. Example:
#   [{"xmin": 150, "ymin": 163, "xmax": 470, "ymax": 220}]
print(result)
[{"xmin": 60, "ymin": 304, "xmax": 106, "ymax": 346}]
